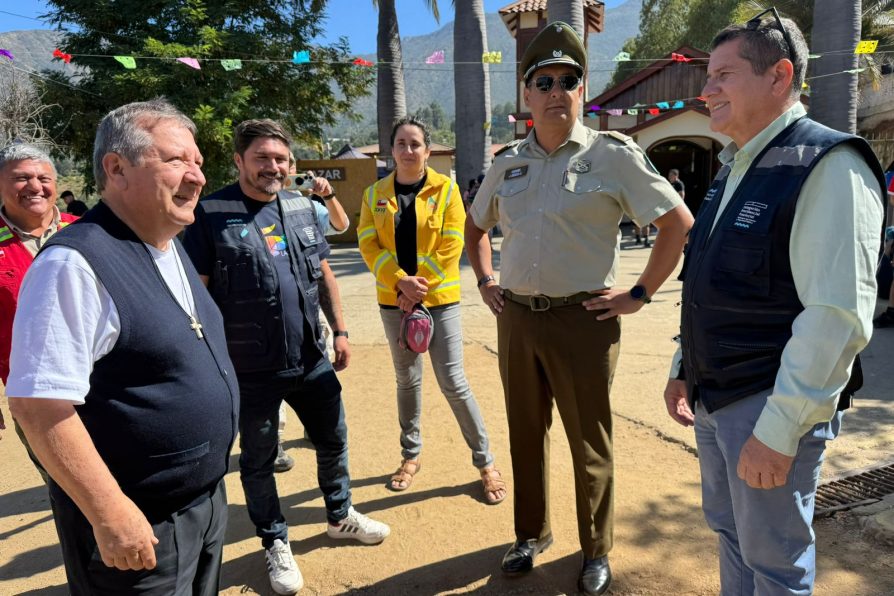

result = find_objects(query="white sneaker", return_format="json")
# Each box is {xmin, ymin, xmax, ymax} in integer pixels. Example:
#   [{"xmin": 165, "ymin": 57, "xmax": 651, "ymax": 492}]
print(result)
[
  {"xmin": 265, "ymin": 539, "xmax": 303, "ymax": 595},
  {"xmin": 327, "ymin": 506, "xmax": 391, "ymax": 544}
]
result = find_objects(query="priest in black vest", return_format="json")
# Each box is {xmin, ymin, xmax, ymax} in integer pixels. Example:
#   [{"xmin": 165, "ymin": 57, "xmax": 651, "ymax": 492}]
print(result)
[
  {"xmin": 7, "ymin": 99, "xmax": 239, "ymax": 595},
  {"xmin": 663, "ymin": 12, "xmax": 885, "ymax": 594}
]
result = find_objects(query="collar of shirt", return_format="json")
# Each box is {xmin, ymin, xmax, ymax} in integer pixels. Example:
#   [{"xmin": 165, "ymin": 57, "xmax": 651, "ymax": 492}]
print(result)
[
  {"xmin": 521, "ymin": 119, "xmax": 590, "ymax": 157},
  {"xmin": 718, "ymin": 102, "xmax": 807, "ymax": 177},
  {"xmin": 0, "ymin": 205, "xmax": 62, "ymax": 241}
]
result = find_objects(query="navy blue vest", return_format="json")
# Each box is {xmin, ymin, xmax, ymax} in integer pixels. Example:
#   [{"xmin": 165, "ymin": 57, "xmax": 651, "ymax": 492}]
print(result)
[
  {"xmin": 43, "ymin": 201, "xmax": 239, "ymax": 521},
  {"xmin": 680, "ymin": 117, "xmax": 885, "ymax": 413},
  {"xmin": 198, "ymin": 187, "xmax": 325, "ymax": 374}
]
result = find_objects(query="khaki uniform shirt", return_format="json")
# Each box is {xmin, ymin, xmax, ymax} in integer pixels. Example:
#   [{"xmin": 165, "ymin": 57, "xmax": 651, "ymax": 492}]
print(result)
[
  {"xmin": 0, "ymin": 206, "xmax": 62, "ymax": 257},
  {"xmin": 471, "ymin": 120, "xmax": 683, "ymax": 296}
]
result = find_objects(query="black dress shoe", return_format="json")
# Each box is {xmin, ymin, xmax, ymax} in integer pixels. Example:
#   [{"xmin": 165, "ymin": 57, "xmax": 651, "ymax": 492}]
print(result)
[
  {"xmin": 579, "ymin": 555, "xmax": 612, "ymax": 595},
  {"xmin": 500, "ymin": 535, "xmax": 554, "ymax": 574}
]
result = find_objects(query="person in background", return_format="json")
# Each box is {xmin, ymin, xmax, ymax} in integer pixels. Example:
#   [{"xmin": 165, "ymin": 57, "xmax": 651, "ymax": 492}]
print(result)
[
  {"xmin": 667, "ymin": 168, "xmax": 685, "ymax": 200},
  {"xmin": 273, "ymin": 155, "xmax": 350, "ymax": 474},
  {"xmin": 60, "ymin": 190, "xmax": 89, "ymax": 216},
  {"xmin": 357, "ymin": 116, "xmax": 508, "ymax": 504},
  {"xmin": 0, "ymin": 144, "xmax": 78, "ymax": 481}
]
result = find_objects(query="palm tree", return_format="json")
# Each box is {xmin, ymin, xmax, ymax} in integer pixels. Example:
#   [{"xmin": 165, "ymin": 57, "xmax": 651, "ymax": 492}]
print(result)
[
  {"xmin": 373, "ymin": 0, "xmax": 441, "ymax": 158},
  {"xmin": 810, "ymin": 0, "xmax": 861, "ymax": 132},
  {"xmin": 548, "ymin": 0, "xmax": 585, "ymax": 38},
  {"xmin": 453, "ymin": 0, "xmax": 492, "ymax": 192}
]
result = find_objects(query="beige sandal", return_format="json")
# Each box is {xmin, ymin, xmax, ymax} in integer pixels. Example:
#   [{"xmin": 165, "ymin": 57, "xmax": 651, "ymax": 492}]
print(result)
[
  {"xmin": 480, "ymin": 467, "xmax": 507, "ymax": 505},
  {"xmin": 389, "ymin": 458, "xmax": 421, "ymax": 491}
]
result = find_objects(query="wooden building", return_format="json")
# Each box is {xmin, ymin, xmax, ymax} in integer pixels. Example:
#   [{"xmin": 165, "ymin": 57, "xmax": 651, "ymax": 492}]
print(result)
[{"xmin": 583, "ymin": 46, "xmax": 729, "ymax": 215}]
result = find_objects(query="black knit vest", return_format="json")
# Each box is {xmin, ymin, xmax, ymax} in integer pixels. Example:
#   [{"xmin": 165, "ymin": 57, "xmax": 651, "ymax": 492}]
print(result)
[{"xmin": 43, "ymin": 201, "xmax": 239, "ymax": 520}]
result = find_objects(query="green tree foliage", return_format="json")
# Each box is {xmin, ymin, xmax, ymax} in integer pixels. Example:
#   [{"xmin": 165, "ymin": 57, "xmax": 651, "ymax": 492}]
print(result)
[
  {"xmin": 415, "ymin": 101, "xmax": 447, "ymax": 130},
  {"xmin": 490, "ymin": 101, "xmax": 516, "ymax": 143},
  {"xmin": 40, "ymin": 0, "xmax": 374, "ymax": 192}
]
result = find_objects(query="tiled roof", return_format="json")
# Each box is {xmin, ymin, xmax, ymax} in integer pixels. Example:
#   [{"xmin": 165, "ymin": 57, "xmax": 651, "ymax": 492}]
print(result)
[{"xmin": 498, "ymin": 0, "xmax": 602, "ymax": 14}]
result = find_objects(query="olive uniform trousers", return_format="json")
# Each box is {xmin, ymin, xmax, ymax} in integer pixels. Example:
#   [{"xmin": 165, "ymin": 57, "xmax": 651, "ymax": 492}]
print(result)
[{"xmin": 497, "ymin": 297, "xmax": 620, "ymax": 559}]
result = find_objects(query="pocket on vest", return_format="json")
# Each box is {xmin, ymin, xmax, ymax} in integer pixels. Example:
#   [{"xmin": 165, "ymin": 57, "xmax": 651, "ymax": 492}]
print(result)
[
  {"xmin": 148, "ymin": 441, "xmax": 210, "ymax": 466},
  {"xmin": 711, "ymin": 245, "xmax": 770, "ymax": 297},
  {"xmin": 214, "ymin": 247, "xmax": 260, "ymax": 295}
]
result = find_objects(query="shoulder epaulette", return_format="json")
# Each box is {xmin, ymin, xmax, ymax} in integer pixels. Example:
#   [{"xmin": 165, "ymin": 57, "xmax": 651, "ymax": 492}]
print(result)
[
  {"xmin": 604, "ymin": 130, "xmax": 633, "ymax": 144},
  {"xmin": 494, "ymin": 139, "xmax": 522, "ymax": 157}
]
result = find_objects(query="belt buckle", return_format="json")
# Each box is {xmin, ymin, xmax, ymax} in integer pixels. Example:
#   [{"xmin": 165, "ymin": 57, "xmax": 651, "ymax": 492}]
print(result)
[{"xmin": 529, "ymin": 295, "xmax": 551, "ymax": 312}]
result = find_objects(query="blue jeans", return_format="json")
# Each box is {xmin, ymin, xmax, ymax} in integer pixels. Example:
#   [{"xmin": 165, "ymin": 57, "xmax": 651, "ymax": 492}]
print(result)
[
  {"xmin": 380, "ymin": 304, "xmax": 494, "ymax": 469},
  {"xmin": 238, "ymin": 359, "xmax": 351, "ymax": 548},
  {"xmin": 695, "ymin": 392, "xmax": 842, "ymax": 595}
]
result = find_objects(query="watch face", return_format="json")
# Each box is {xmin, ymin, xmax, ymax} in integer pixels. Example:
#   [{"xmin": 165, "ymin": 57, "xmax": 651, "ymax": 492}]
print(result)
[{"xmin": 631, "ymin": 285, "xmax": 646, "ymax": 300}]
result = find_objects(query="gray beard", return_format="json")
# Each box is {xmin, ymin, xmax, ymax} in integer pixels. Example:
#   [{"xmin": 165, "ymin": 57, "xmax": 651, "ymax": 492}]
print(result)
[{"xmin": 253, "ymin": 176, "xmax": 282, "ymax": 195}]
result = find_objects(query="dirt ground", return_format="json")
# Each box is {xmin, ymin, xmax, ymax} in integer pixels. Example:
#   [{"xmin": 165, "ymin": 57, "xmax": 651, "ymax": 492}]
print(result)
[{"xmin": 2, "ymin": 239, "xmax": 894, "ymax": 595}]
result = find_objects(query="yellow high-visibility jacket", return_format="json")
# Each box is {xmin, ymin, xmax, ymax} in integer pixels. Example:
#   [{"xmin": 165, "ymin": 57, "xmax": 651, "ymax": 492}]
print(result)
[{"xmin": 358, "ymin": 168, "xmax": 464, "ymax": 307}]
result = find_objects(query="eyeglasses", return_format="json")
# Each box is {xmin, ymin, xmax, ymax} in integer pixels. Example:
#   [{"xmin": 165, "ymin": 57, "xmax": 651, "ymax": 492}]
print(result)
[
  {"xmin": 531, "ymin": 74, "xmax": 581, "ymax": 93},
  {"xmin": 745, "ymin": 7, "xmax": 796, "ymax": 63}
]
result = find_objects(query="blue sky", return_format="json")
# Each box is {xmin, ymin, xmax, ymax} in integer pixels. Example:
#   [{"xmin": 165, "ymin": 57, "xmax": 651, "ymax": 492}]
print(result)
[{"xmin": 0, "ymin": 1, "xmax": 627, "ymax": 54}]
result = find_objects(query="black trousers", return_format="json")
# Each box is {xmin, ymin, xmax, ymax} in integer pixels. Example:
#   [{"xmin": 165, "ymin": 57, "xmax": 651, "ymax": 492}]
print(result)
[{"xmin": 48, "ymin": 478, "xmax": 227, "ymax": 596}]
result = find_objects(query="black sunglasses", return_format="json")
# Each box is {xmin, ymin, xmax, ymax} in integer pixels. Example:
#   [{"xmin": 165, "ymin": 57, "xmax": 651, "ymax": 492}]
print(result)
[
  {"xmin": 746, "ymin": 7, "xmax": 795, "ymax": 62},
  {"xmin": 531, "ymin": 74, "xmax": 581, "ymax": 93}
]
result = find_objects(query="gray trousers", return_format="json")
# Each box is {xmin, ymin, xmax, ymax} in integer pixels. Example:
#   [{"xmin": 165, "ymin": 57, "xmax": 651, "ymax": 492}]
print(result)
[{"xmin": 380, "ymin": 303, "xmax": 494, "ymax": 469}]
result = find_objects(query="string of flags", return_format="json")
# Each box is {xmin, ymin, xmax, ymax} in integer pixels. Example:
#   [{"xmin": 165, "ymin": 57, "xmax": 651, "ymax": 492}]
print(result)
[
  {"xmin": 579, "ymin": 97, "xmax": 699, "ymax": 120},
  {"xmin": 53, "ymin": 48, "xmax": 72, "ymax": 63},
  {"xmin": 0, "ymin": 39, "xmax": 883, "ymax": 71},
  {"xmin": 425, "ymin": 50, "xmax": 445, "ymax": 64},
  {"xmin": 856, "ymin": 40, "xmax": 878, "ymax": 54}
]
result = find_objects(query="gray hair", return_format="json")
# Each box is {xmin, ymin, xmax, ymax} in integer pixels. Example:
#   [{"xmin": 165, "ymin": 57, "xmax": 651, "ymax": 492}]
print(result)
[
  {"xmin": 93, "ymin": 99, "xmax": 197, "ymax": 191},
  {"xmin": 0, "ymin": 144, "xmax": 56, "ymax": 175}
]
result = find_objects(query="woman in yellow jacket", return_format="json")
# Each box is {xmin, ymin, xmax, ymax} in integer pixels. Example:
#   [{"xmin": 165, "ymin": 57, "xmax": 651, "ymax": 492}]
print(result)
[{"xmin": 358, "ymin": 116, "xmax": 506, "ymax": 504}]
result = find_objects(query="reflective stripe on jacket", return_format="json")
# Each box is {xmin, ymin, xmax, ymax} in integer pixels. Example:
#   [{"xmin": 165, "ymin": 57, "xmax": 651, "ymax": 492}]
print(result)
[{"xmin": 357, "ymin": 167, "xmax": 464, "ymax": 307}]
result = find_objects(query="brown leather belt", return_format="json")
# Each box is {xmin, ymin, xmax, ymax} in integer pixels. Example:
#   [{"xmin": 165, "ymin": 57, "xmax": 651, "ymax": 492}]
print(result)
[{"xmin": 502, "ymin": 289, "xmax": 593, "ymax": 312}]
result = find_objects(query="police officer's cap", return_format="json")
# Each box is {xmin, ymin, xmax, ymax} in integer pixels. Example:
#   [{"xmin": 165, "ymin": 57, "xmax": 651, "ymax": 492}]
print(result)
[{"xmin": 519, "ymin": 21, "xmax": 586, "ymax": 83}]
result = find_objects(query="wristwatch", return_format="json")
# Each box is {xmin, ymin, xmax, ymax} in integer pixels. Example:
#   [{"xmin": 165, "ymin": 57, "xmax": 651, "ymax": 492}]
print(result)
[
  {"xmin": 333, "ymin": 330, "xmax": 349, "ymax": 338},
  {"xmin": 477, "ymin": 274, "xmax": 496, "ymax": 288},
  {"xmin": 629, "ymin": 285, "xmax": 651, "ymax": 304},
  {"xmin": 321, "ymin": 193, "xmax": 336, "ymax": 201}
]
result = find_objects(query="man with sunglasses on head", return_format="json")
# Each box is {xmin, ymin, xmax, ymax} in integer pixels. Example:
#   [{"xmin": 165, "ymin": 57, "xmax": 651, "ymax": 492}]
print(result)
[
  {"xmin": 465, "ymin": 21, "xmax": 692, "ymax": 596},
  {"xmin": 663, "ymin": 11, "xmax": 884, "ymax": 594}
]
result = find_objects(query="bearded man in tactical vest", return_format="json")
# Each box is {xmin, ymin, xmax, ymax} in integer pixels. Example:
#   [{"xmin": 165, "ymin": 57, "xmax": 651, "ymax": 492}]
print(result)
[
  {"xmin": 182, "ymin": 118, "xmax": 389, "ymax": 596},
  {"xmin": 8, "ymin": 99, "xmax": 239, "ymax": 595},
  {"xmin": 663, "ymin": 11, "xmax": 885, "ymax": 594}
]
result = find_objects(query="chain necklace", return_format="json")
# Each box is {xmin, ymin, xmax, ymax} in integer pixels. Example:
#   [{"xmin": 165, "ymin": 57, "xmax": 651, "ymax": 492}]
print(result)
[{"xmin": 171, "ymin": 245, "xmax": 204, "ymax": 340}]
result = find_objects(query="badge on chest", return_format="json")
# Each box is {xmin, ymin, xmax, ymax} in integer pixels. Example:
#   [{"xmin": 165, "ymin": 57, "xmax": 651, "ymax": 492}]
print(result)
[{"xmin": 504, "ymin": 165, "xmax": 528, "ymax": 180}]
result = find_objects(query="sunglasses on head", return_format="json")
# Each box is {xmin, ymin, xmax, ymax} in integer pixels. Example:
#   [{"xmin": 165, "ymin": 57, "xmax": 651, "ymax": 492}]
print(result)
[
  {"xmin": 745, "ymin": 7, "xmax": 795, "ymax": 62},
  {"xmin": 530, "ymin": 74, "xmax": 581, "ymax": 93}
]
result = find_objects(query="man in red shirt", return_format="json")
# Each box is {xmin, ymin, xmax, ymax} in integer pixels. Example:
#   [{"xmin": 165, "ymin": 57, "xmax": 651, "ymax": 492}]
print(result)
[{"xmin": 0, "ymin": 144, "xmax": 77, "ymax": 477}]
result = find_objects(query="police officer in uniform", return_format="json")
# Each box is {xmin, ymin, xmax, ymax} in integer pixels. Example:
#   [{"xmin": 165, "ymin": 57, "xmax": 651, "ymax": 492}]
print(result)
[
  {"xmin": 664, "ymin": 14, "xmax": 884, "ymax": 594},
  {"xmin": 465, "ymin": 22, "xmax": 693, "ymax": 596}
]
